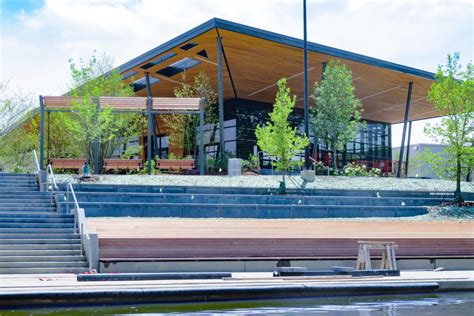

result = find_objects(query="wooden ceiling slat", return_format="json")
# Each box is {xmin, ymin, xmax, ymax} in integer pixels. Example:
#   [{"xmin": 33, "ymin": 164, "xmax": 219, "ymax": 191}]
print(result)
[{"xmin": 119, "ymin": 27, "xmax": 439, "ymax": 124}]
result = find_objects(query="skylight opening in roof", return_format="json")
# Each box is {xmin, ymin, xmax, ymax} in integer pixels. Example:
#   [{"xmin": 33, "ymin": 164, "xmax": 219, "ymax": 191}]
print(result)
[
  {"xmin": 122, "ymin": 71, "xmax": 137, "ymax": 80},
  {"xmin": 156, "ymin": 57, "xmax": 201, "ymax": 77},
  {"xmin": 140, "ymin": 52, "xmax": 177, "ymax": 70},
  {"xmin": 196, "ymin": 49, "xmax": 208, "ymax": 58},
  {"xmin": 132, "ymin": 76, "xmax": 160, "ymax": 92},
  {"xmin": 180, "ymin": 42, "xmax": 198, "ymax": 50}
]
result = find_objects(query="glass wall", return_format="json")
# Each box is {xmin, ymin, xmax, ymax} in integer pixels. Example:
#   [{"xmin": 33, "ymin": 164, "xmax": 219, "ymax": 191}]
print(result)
[{"xmin": 216, "ymin": 98, "xmax": 392, "ymax": 171}]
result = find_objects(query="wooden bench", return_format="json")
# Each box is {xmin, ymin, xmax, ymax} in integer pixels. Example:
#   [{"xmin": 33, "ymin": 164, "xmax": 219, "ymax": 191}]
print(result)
[
  {"xmin": 156, "ymin": 159, "xmax": 195, "ymax": 171},
  {"xmin": 48, "ymin": 158, "xmax": 86, "ymax": 171},
  {"xmin": 103, "ymin": 159, "xmax": 142, "ymax": 172}
]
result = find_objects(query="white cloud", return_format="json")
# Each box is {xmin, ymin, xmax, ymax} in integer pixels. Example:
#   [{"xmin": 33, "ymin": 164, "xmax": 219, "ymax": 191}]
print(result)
[{"xmin": 0, "ymin": 0, "xmax": 472, "ymax": 144}]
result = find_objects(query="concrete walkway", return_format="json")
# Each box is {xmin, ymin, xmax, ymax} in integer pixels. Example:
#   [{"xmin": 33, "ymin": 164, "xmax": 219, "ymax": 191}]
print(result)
[{"xmin": 1, "ymin": 270, "xmax": 473, "ymax": 308}]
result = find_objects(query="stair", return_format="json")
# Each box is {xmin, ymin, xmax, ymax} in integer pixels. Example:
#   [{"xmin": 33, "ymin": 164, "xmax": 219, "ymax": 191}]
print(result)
[{"xmin": 0, "ymin": 173, "xmax": 89, "ymax": 274}]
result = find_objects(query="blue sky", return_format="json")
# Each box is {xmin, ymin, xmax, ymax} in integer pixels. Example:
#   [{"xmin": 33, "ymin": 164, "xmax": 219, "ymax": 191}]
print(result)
[{"xmin": 0, "ymin": 0, "xmax": 472, "ymax": 144}]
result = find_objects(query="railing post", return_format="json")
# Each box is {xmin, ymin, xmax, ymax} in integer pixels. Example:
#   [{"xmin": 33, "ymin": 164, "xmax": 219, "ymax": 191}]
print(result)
[{"xmin": 199, "ymin": 98, "xmax": 205, "ymax": 175}]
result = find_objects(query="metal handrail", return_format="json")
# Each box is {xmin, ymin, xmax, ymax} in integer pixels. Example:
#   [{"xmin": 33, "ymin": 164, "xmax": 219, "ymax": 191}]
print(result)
[
  {"xmin": 32, "ymin": 150, "xmax": 41, "ymax": 187},
  {"xmin": 66, "ymin": 182, "xmax": 98, "ymax": 272},
  {"xmin": 47, "ymin": 164, "xmax": 59, "ymax": 204}
]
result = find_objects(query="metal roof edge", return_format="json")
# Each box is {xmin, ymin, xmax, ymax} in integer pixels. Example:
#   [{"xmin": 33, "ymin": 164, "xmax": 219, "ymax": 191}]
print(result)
[
  {"xmin": 117, "ymin": 18, "xmax": 217, "ymax": 73},
  {"xmin": 213, "ymin": 18, "xmax": 436, "ymax": 80},
  {"xmin": 117, "ymin": 17, "xmax": 435, "ymax": 81}
]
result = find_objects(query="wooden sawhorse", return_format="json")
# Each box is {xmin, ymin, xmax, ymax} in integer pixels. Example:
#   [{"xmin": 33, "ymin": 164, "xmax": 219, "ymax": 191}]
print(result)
[{"xmin": 356, "ymin": 241, "xmax": 398, "ymax": 270}]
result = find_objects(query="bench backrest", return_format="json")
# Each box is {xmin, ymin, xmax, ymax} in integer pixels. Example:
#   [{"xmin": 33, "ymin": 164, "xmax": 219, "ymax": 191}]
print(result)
[
  {"xmin": 48, "ymin": 158, "xmax": 86, "ymax": 169},
  {"xmin": 156, "ymin": 159, "xmax": 195, "ymax": 169},
  {"xmin": 104, "ymin": 159, "xmax": 143, "ymax": 168}
]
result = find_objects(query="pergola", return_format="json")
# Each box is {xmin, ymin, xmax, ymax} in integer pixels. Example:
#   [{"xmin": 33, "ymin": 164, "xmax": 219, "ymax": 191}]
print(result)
[
  {"xmin": 116, "ymin": 18, "xmax": 440, "ymax": 177},
  {"xmin": 39, "ymin": 91, "xmax": 205, "ymax": 175}
]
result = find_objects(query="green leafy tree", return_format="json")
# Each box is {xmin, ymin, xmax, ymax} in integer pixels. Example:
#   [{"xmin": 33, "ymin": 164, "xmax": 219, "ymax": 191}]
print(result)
[
  {"xmin": 0, "ymin": 82, "xmax": 38, "ymax": 172},
  {"xmin": 310, "ymin": 60, "xmax": 364, "ymax": 171},
  {"xmin": 161, "ymin": 71, "xmax": 217, "ymax": 157},
  {"xmin": 418, "ymin": 53, "xmax": 474, "ymax": 203},
  {"xmin": 66, "ymin": 52, "xmax": 141, "ymax": 172},
  {"xmin": 255, "ymin": 79, "xmax": 309, "ymax": 193}
]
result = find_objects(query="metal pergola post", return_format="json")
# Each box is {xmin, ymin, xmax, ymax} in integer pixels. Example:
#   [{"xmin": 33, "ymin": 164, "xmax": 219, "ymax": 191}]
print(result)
[
  {"xmin": 405, "ymin": 121, "xmax": 412, "ymax": 177},
  {"xmin": 93, "ymin": 99, "xmax": 100, "ymax": 174},
  {"xmin": 145, "ymin": 73, "xmax": 153, "ymax": 175},
  {"xmin": 39, "ymin": 95, "xmax": 45, "ymax": 171},
  {"xmin": 397, "ymin": 82, "xmax": 413, "ymax": 178},
  {"xmin": 199, "ymin": 98, "xmax": 205, "ymax": 175},
  {"xmin": 303, "ymin": 0, "xmax": 310, "ymax": 169},
  {"xmin": 217, "ymin": 36, "xmax": 225, "ymax": 159}
]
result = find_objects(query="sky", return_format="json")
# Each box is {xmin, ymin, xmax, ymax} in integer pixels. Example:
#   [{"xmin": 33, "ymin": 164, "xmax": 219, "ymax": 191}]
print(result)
[{"xmin": 0, "ymin": 0, "xmax": 472, "ymax": 145}]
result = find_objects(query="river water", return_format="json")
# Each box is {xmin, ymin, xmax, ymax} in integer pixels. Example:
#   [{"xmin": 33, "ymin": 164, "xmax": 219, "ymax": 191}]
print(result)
[{"xmin": 4, "ymin": 292, "xmax": 474, "ymax": 315}]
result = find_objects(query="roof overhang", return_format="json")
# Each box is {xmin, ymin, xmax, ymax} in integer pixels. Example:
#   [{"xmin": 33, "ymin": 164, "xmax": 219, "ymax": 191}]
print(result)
[{"xmin": 117, "ymin": 18, "xmax": 438, "ymax": 124}]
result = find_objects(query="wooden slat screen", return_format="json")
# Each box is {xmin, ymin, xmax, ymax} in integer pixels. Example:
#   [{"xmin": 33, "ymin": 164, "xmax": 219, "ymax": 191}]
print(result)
[
  {"xmin": 43, "ymin": 96, "xmax": 74, "ymax": 108},
  {"xmin": 152, "ymin": 97, "xmax": 201, "ymax": 111},
  {"xmin": 99, "ymin": 97, "xmax": 147, "ymax": 110}
]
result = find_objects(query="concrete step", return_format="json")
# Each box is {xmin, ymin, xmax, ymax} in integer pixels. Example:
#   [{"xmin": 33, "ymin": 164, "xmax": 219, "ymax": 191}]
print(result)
[
  {"xmin": 0, "ymin": 212, "xmax": 71, "ymax": 218},
  {"xmin": 0, "ymin": 199, "xmax": 53, "ymax": 204},
  {"xmin": 73, "ymin": 201, "xmax": 428, "ymax": 218},
  {"xmin": 0, "ymin": 222, "xmax": 74, "ymax": 228},
  {"xmin": 0, "ymin": 233, "xmax": 80, "ymax": 240},
  {"xmin": 0, "ymin": 192, "xmax": 50, "ymax": 198},
  {"xmin": 60, "ymin": 184, "xmax": 455, "ymax": 198},
  {"xmin": 0, "ymin": 173, "xmax": 35, "ymax": 177},
  {"xmin": 0, "ymin": 261, "xmax": 88, "ymax": 268},
  {"xmin": 71, "ymin": 192, "xmax": 450, "ymax": 207},
  {"xmin": 0, "ymin": 206, "xmax": 57, "ymax": 212},
  {"xmin": 0, "ymin": 217, "xmax": 73, "ymax": 223},
  {"xmin": 0, "ymin": 267, "xmax": 89, "ymax": 274},
  {"xmin": 0, "ymin": 228, "xmax": 76, "ymax": 234},
  {"xmin": 0, "ymin": 255, "xmax": 87, "ymax": 262},
  {"xmin": 0, "ymin": 249, "xmax": 82, "ymax": 256},
  {"xmin": 0, "ymin": 203, "xmax": 55, "ymax": 208},
  {"xmin": 0, "ymin": 238, "xmax": 81, "ymax": 245},
  {"xmin": 0, "ymin": 244, "xmax": 81, "ymax": 250},
  {"xmin": 0, "ymin": 184, "xmax": 38, "ymax": 189}
]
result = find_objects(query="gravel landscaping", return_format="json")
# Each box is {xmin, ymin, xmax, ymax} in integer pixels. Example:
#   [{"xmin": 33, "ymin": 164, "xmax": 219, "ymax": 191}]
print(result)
[{"xmin": 55, "ymin": 174, "xmax": 474, "ymax": 192}]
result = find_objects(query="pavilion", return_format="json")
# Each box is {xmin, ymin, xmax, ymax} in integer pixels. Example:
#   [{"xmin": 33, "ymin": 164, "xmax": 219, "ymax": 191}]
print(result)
[{"xmin": 115, "ymin": 18, "xmax": 439, "ymax": 176}]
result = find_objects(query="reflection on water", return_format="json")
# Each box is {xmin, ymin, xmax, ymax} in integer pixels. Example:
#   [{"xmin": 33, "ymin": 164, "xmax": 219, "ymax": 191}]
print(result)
[{"xmin": 4, "ymin": 292, "xmax": 474, "ymax": 315}]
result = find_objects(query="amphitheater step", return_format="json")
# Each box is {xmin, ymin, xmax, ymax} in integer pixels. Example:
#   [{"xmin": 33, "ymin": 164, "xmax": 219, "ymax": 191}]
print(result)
[
  {"xmin": 0, "ymin": 238, "xmax": 81, "ymax": 245},
  {"xmin": 0, "ymin": 221, "xmax": 74, "ymax": 228},
  {"xmin": 0, "ymin": 255, "xmax": 87, "ymax": 262},
  {"xmin": 0, "ymin": 244, "xmax": 81, "ymax": 250},
  {"xmin": 0, "ymin": 267, "xmax": 89, "ymax": 274}
]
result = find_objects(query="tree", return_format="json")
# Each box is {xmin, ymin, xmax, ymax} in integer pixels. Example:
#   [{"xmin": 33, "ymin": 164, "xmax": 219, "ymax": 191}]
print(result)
[
  {"xmin": 255, "ymin": 79, "xmax": 309, "ymax": 193},
  {"xmin": 310, "ymin": 60, "xmax": 364, "ymax": 171},
  {"xmin": 0, "ymin": 80, "xmax": 35, "ymax": 136},
  {"xmin": 66, "ymin": 52, "xmax": 142, "ymax": 172},
  {"xmin": 0, "ymin": 81, "xmax": 38, "ymax": 172},
  {"xmin": 161, "ymin": 71, "xmax": 217, "ymax": 157},
  {"xmin": 419, "ymin": 53, "xmax": 473, "ymax": 203}
]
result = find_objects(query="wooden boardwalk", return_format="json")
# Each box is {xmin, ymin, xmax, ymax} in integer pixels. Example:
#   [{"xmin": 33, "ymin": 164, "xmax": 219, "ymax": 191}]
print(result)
[{"xmin": 86, "ymin": 219, "xmax": 474, "ymax": 260}]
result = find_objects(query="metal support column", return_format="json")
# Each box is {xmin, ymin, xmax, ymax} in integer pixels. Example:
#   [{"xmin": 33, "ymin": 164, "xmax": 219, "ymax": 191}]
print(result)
[
  {"xmin": 39, "ymin": 95, "xmax": 45, "ymax": 171},
  {"xmin": 217, "ymin": 36, "xmax": 225, "ymax": 159},
  {"xmin": 199, "ymin": 98, "xmax": 205, "ymax": 175},
  {"xmin": 303, "ymin": 0, "xmax": 310, "ymax": 169},
  {"xmin": 145, "ymin": 73, "xmax": 153, "ymax": 175},
  {"xmin": 93, "ymin": 99, "xmax": 100, "ymax": 174},
  {"xmin": 405, "ymin": 121, "xmax": 412, "ymax": 177},
  {"xmin": 397, "ymin": 82, "xmax": 413, "ymax": 178}
]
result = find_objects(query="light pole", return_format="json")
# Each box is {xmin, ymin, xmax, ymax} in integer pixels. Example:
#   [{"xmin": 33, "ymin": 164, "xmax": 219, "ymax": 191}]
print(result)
[{"xmin": 303, "ymin": 0, "xmax": 310, "ymax": 169}]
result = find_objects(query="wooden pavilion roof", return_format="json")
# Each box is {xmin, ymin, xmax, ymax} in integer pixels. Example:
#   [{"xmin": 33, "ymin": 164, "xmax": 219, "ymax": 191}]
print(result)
[{"xmin": 117, "ymin": 18, "xmax": 438, "ymax": 124}]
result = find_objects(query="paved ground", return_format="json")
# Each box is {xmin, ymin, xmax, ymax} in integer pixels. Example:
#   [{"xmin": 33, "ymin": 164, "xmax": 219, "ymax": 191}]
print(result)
[
  {"xmin": 0, "ymin": 271, "xmax": 473, "ymax": 294},
  {"xmin": 86, "ymin": 218, "xmax": 474, "ymax": 238}
]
